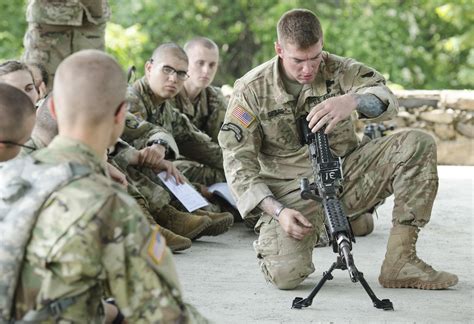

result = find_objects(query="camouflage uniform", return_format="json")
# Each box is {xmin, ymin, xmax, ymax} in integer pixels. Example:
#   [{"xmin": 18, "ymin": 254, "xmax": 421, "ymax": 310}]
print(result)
[
  {"xmin": 172, "ymin": 86, "xmax": 228, "ymax": 143},
  {"xmin": 218, "ymin": 53, "xmax": 437, "ymax": 289},
  {"xmin": 22, "ymin": 0, "xmax": 110, "ymax": 86},
  {"xmin": 122, "ymin": 77, "xmax": 225, "ymax": 186},
  {"xmin": 108, "ymin": 139, "xmax": 171, "ymax": 213},
  {"xmin": 14, "ymin": 136, "xmax": 207, "ymax": 323},
  {"xmin": 20, "ymin": 135, "xmax": 47, "ymax": 157}
]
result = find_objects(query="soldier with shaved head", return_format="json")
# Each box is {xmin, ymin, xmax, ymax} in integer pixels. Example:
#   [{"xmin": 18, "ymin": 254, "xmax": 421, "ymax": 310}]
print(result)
[
  {"xmin": 122, "ymin": 42, "xmax": 234, "ymax": 236},
  {"xmin": 12, "ymin": 50, "xmax": 207, "ymax": 323},
  {"xmin": 0, "ymin": 83, "xmax": 36, "ymax": 162}
]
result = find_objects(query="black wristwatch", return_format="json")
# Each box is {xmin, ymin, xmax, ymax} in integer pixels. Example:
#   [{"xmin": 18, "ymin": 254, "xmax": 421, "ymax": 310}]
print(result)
[{"xmin": 147, "ymin": 139, "xmax": 169, "ymax": 154}]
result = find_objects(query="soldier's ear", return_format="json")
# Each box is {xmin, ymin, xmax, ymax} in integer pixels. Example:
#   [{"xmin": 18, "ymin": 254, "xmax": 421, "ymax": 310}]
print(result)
[
  {"xmin": 275, "ymin": 41, "xmax": 283, "ymax": 58},
  {"xmin": 48, "ymin": 96, "xmax": 57, "ymax": 121},
  {"xmin": 144, "ymin": 61, "xmax": 153, "ymax": 78},
  {"xmin": 113, "ymin": 101, "xmax": 127, "ymax": 124}
]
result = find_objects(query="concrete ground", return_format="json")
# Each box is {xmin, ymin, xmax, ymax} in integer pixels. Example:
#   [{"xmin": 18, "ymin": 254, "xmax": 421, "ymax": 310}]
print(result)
[{"xmin": 174, "ymin": 166, "xmax": 473, "ymax": 324}]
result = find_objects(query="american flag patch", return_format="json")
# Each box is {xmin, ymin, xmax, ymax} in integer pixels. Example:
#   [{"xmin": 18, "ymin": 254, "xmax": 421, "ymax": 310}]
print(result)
[
  {"xmin": 147, "ymin": 227, "xmax": 166, "ymax": 264},
  {"xmin": 232, "ymin": 106, "xmax": 255, "ymax": 128}
]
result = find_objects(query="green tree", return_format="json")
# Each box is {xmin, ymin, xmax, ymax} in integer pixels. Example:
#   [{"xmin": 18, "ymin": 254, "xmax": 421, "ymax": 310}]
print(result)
[
  {"xmin": 0, "ymin": 1, "xmax": 27, "ymax": 60},
  {"xmin": 1, "ymin": 0, "xmax": 472, "ymax": 89}
]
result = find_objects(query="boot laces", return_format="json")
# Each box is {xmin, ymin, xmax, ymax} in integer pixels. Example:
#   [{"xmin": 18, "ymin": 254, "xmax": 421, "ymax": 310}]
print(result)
[{"xmin": 409, "ymin": 239, "xmax": 434, "ymax": 272}]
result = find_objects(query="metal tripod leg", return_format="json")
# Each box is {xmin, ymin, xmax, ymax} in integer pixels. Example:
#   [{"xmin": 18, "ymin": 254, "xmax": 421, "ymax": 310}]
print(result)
[
  {"xmin": 357, "ymin": 272, "xmax": 394, "ymax": 310},
  {"xmin": 292, "ymin": 257, "xmax": 394, "ymax": 311},
  {"xmin": 292, "ymin": 260, "xmax": 340, "ymax": 309}
]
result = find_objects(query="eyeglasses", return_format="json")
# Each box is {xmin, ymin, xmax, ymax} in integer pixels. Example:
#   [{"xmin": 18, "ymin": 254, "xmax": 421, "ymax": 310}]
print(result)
[
  {"xmin": 149, "ymin": 59, "xmax": 189, "ymax": 81},
  {"xmin": 0, "ymin": 140, "xmax": 36, "ymax": 151},
  {"xmin": 161, "ymin": 65, "xmax": 189, "ymax": 81}
]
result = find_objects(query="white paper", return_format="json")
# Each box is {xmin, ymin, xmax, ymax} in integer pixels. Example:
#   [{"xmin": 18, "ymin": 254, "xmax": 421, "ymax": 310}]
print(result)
[
  {"xmin": 157, "ymin": 172, "xmax": 209, "ymax": 212},
  {"xmin": 208, "ymin": 182, "xmax": 237, "ymax": 208}
]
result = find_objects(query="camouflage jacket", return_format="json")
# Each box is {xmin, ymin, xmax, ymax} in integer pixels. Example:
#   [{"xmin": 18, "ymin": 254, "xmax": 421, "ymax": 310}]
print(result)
[
  {"xmin": 122, "ymin": 77, "xmax": 223, "ymax": 170},
  {"xmin": 14, "ymin": 136, "xmax": 193, "ymax": 323},
  {"xmin": 107, "ymin": 139, "xmax": 172, "ymax": 213},
  {"xmin": 171, "ymin": 86, "xmax": 227, "ymax": 143},
  {"xmin": 19, "ymin": 135, "xmax": 47, "ymax": 157},
  {"xmin": 26, "ymin": 0, "xmax": 110, "ymax": 26},
  {"xmin": 218, "ymin": 53, "xmax": 398, "ymax": 218}
]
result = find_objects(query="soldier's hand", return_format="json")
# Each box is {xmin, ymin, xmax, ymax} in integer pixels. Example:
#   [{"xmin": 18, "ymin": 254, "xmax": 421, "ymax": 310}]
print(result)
[
  {"xmin": 153, "ymin": 159, "xmax": 185, "ymax": 185},
  {"xmin": 138, "ymin": 144, "xmax": 166, "ymax": 168},
  {"xmin": 106, "ymin": 162, "xmax": 128, "ymax": 188},
  {"xmin": 278, "ymin": 208, "xmax": 313, "ymax": 240},
  {"xmin": 307, "ymin": 94, "xmax": 357, "ymax": 134}
]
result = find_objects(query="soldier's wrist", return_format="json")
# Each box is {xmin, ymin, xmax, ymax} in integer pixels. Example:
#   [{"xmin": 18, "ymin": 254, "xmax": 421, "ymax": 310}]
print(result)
[
  {"xmin": 148, "ymin": 139, "xmax": 169, "ymax": 156},
  {"xmin": 274, "ymin": 205, "xmax": 286, "ymax": 220}
]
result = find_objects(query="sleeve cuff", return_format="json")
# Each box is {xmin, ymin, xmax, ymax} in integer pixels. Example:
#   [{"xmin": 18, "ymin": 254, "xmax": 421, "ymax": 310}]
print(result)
[
  {"xmin": 356, "ymin": 86, "xmax": 399, "ymax": 122},
  {"xmin": 236, "ymin": 182, "xmax": 274, "ymax": 218},
  {"xmin": 148, "ymin": 133, "xmax": 180, "ymax": 159}
]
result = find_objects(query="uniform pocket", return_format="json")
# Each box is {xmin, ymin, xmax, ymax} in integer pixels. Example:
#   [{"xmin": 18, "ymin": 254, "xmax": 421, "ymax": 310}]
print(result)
[{"xmin": 260, "ymin": 109, "xmax": 301, "ymax": 155}]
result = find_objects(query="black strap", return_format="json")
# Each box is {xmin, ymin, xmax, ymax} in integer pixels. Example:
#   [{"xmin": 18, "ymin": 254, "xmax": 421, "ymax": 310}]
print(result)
[{"xmin": 20, "ymin": 296, "xmax": 77, "ymax": 322}]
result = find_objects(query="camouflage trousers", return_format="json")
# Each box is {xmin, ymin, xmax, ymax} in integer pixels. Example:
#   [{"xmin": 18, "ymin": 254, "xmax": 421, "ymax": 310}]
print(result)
[
  {"xmin": 22, "ymin": 21, "xmax": 106, "ymax": 89},
  {"xmin": 254, "ymin": 130, "xmax": 439, "ymax": 289},
  {"xmin": 174, "ymin": 159, "xmax": 226, "ymax": 186}
]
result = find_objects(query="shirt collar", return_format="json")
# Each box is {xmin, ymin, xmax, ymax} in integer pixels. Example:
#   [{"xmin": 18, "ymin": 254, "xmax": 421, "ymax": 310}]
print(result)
[
  {"xmin": 46, "ymin": 136, "xmax": 107, "ymax": 175},
  {"xmin": 272, "ymin": 52, "xmax": 329, "ymax": 106}
]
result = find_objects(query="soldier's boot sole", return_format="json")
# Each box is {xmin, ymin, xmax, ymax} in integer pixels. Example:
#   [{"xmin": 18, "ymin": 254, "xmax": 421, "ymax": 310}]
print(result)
[
  {"xmin": 158, "ymin": 226, "xmax": 192, "ymax": 252},
  {"xmin": 379, "ymin": 224, "xmax": 458, "ymax": 290},
  {"xmin": 193, "ymin": 211, "xmax": 234, "ymax": 239},
  {"xmin": 379, "ymin": 275, "xmax": 458, "ymax": 290},
  {"xmin": 168, "ymin": 240, "xmax": 192, "ymax": 252},
  {"xmin": 181, "ymin": 216, "xmax": 213, "ymax": 240}
]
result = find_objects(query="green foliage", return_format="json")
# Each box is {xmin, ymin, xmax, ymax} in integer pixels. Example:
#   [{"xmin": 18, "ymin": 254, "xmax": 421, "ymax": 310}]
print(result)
[
  {"xmin": 1, "ymin": 0, "xmax": 472, "ymax": 89},
  {"xmin": 0, "ymin": 1, "xmax": 27, "ymax": 60},
  {"xmin": 106, "ymin": 22, "xmax": 149, "ymax": 73}
]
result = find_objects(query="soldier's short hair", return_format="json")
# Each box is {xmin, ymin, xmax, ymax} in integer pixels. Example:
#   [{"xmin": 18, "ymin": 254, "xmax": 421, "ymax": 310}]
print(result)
[
  {"xmin": 54, "ymin": 49, "xmax": 127, "ymax": 125},
  {"xmin": 184, "ymin": 37, "xmax": 219, "ymax": 52},
  {"xmin": 0, "ymin": 60, "xmax": 34, "ymax": 80},
  {"xmin": 0, "ymin": 82, "xmax": 35, "ymax": 141},
  {"xmin": 151, "ymin": 42, "xmax": 188, "ymax": 64},
  {"xmin": 33, "ymin": 96, "xmax": 58, "ymax": 145},
  {"xmin": 277, "ymin": 9, "xmax": 323, "ymax": 49}
]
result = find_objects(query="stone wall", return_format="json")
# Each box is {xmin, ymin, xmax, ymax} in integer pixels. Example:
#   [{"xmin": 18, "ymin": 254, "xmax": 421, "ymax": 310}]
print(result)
[{"xmin": 357, "ymin": 90, "xmax": 474, "ymax": 165}]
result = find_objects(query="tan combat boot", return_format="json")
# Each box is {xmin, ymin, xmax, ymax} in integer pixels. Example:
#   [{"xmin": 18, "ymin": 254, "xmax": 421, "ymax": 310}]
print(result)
[
  {"xmin": 350, "ymin": 212, "xmax": 374, "ymax": 236},
  {"xmin": 193, "ymin": 209, "xmax": 234, "ymax": 238},
  {"xmin": 155, "ymin": 205, "xmax": 212, "ymax": 240},
  {"xmin": 379, "ymin": 224, "xmax": 458, "ymax": 289},
  {"xmin": 158, "ymin": 226, "xmax": 192, "ymax": 252}
]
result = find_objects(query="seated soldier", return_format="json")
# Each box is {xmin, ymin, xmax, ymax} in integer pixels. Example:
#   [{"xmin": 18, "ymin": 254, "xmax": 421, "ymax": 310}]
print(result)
[
  {"xmin": 12, "ymin": 50, "xmax": 207, "ymax": 322},
  {"xmin": 25, "ymin": 99, "xmax": 214, "ymax": 251},
  {"xmin": 172, "ymin": 37, "xmax": 226, "ymax": 143},
  {"xmin": 0, "ymin": 60, "xmax": 39, "ymax": 104},
  {"xmin": 0, "ymin": 83, "xmax": 36, "ymax": 162},
  {"xmin": 122, "ymin": 42, "xmax": 233, "ymax": 235}
]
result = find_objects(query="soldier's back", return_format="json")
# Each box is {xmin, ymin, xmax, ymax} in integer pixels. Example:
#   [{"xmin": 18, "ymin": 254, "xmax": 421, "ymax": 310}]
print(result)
[{"xmin": 15, "ymin": 137, "xmax": 190, "ymax": 322}]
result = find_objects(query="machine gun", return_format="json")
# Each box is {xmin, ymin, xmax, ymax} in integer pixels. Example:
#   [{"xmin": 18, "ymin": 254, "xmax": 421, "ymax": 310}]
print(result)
[{"xmin": 291, "ymin": 116, "xmax": 394, "ymax": 311}]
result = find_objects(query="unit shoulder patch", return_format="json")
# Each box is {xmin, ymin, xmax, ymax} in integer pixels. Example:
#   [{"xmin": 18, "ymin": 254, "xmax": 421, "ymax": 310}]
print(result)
[{"xmin": 221, "ymin": 122, "xmax": 243, "ymax": 142}]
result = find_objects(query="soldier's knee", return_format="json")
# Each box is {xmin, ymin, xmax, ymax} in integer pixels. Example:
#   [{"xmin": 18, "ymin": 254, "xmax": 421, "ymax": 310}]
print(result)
[
  {"xmin": 268, "ymin": 266, "xmax": 308, "ymax": 290},
  {"xmin": 258, "ymin": 255, "xmax": 313, "ymax": 290},
  {"xmin": 350, "ymin": 212, "xmax": 374, "ymax": 236},
  {"xmin": 404, "ymin": 130, "xmax": 437, "ymax": 153}
]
